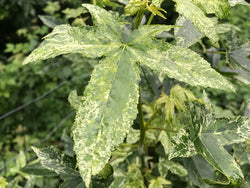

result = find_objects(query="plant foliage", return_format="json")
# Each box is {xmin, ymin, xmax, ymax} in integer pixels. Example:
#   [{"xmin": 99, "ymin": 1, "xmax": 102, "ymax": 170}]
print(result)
[{"xmin": 1, "ymin": 0, "xmax": 248, "ymax": 187}]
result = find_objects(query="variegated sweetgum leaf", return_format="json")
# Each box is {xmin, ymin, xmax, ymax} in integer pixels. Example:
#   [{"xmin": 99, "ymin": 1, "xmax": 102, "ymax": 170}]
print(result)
[
  {"xmin": 192, "ymin": 0, "xmax": 230, "ymax": 19},
  {"xmin": 24, "ymin": 4, "xmax": 237, "ymax": 188},
  {"xmin": 23, "ymin": 4, "xmax": 123, "ymax": 65},
  {"xmin": 158, "ymin": 157, "xmax": 187, "ymax": 177},
  {"xmin": 110, "ymin": 164, "xmax": 145, "ymax": 188},
  {"xmin": 129, "ymin": 44, "xmax": 235, "ymax": 92},
  {"xmin": 31, "ymin": 146, "xmax": 79, "ymax": 178},
  {"xmin": 169, "ymin": 101, "xmax": 250, "ymax": 185},
  {"xmin": 172, "ymin": 0, "xmax": 219, "ymax": 46},
  {"xmin": 72, "ymin": 48, "xmax": 140, "ymax": 187}
]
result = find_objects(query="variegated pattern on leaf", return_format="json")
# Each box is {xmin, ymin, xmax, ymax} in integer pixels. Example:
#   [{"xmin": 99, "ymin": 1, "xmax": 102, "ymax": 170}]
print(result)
[
  {"xmin": 169, "ymin": 102, "xmax": 250, "ymax": 185},
  {"xmin": 173, "ymin": 0, "xmax": 219, "ymax": 45},
  {"xmin": 72, "ymin": 48, "xmax": 140, "ymax": 187},
  {"xmin": 192, "ymin": 0, "xmax": 230, "ymax": 19},
  {"xmin": 129, "ymin": 45, "xmax": 235, "ymax": 92},
  {"xmin": 23, "ymin": 4, "xmax": 123, "ymax": 65},
  {"xmin": 24, "ymin": 4, "xmax": 238, "ymax": 187}
]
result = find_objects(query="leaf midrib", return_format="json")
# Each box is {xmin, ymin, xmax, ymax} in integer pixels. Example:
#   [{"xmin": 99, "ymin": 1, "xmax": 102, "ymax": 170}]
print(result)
[{"xmin": 91, "ymin": 46, "xmax": 126, "ymax": 168}]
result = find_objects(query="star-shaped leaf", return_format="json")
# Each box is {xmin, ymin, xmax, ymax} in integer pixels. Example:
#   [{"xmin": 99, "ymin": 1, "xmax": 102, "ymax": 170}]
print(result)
[{"xmin": 24, "ymin": 4, "xmax": 236, "ymax": 187}]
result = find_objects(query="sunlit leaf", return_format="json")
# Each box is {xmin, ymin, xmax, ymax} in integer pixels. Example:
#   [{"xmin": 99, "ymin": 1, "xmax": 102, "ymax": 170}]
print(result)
[
  {"xmin": 72, "ymin": 49, "xmax": 140, "ymax": 187},
  {"xmin": 129, "ymin": 44, "xmax": 235, "ymax": 92},
  {"xmin": 229, "ymin": 0, "xmax": 250, "ymax": 6},
  {"xmin": 192, "ymin": 0, "xmax": 230, "ymax": 19},
  {"xmin": 149, "ymin": 177, "xmax": 171, "ymax": 188},
  {"xmin": 158, "ymin": 157, "xmax": 187, "ymax": 177}
]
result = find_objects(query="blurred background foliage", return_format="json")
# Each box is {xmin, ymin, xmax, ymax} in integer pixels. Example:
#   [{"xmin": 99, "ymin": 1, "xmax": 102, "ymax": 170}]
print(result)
[{"xmin": 0, "ymin": 0, "xmax": 249, "ymax": 187}]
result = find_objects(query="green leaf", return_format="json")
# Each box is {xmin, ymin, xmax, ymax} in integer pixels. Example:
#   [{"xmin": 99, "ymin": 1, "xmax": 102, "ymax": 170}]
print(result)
[
  {"xmin": 0, "ymin": 177, "xmax": 8, "ymax": 188},
  {"xmin": 24, "ymin": 4, "xmax": 123, "ymax": 64},
  {"xmin": 152, "ymin": 0, "xmax": 164, "ymax": 7},
  {"xmin": 127, "ymin": 25, "xmax": 174, "ymax": 50},
  {"xmin": 31, "ymin": 146, "xmax": 79, "ymax": 178},
  {"xmin": 158, "ymin": 131, "xmax": 171, "ymax": 154},
  {"xmin": 72, "ymin": 48, "xmax": 140, "ymax": 187},
  {"xmin": 38, "ymin": 15, "xmax": 64, "ymax": 28},
  {"xmin": 109, "ymin": 176, "xmax": 126, "ymax": 188},
  {"xmin": 149, "ymin": 177, "xmax": 171, "ymax": 188},
  {"xmin": 109, "ymin": 164, "xmax": 145, "ymax": 188},
  {"xmin": 229, "ymin": 42, "xmax": 250, "ymax": 72},
  {"xmin": 125, "ymin": 0, "xmax": 146, "ymax": 15},
  {"xmin": 147, "ymin": 4, "xmax": 167, "ymax": 19},
  {"xmin": 229, "ymin": 0, "xmax": 250, "ymax": 6},
  {"xmin": 192, "ymin": 0, "xmax": 230, "ymax": 19},
  {"xmin": 22, "ymin": 162, "xmax": 58, "ymax": 177},
  {"xmin": 184, "ymin": 155, "xmax": 217, "ymax": 187},
  {"xmin": 171, "ymin": 104, "xmax": 250, "ymax": 185},
  {"xmin": 129, "ymin": 45, "xmax": 235, "ymax": 92},
  {"xmin": 68, "ymin": 90, "xmax": 84, "ymax": 110},
  {"xmin": 172, "ymin": 0, "xmax": 219, "ymax": 45},
  {"xmin": 124, "ymin": 164, "xmax": 145, "ymax": 187},
  {"xmin": 174, "ymin": 16, "xmax": 202, "ymax": 48},
  {"xmin": 169, "ymin": 128, "xmax": 197, "ymax": 159},
  {"xmin": 158, "ymin": 157, "xmax": 187, "ymax": 177},
  {"xmin": 62, "ymin": 7, "xmax": 88, "ymax": 19}
]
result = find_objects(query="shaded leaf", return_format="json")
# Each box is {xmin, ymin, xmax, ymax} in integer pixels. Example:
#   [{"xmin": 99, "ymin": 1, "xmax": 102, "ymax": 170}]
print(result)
[
  {"xmin": 229, "ymin": 42, "xmax": 250, "ymax": 71},
  {"xmin": 31, "ymin": 146, "xmax": 78, "ymax": 178},
  {"xmin": 22, "ymin": 162, "xmax": 58, "ymax": 177},
  {"xmin": 158, "ymin": 157, "xmax": 187, "ymax": 177},
  {"xmin": 109, "ymin": 176, "xmax": 126, "ymax": 188},
  {"xmin": 175, "ymin": 16, "xmax": 202, "ymax": 48},
  {"xmin": 184, "ymin": 155, "xmax": 217, "ymax": 187},
  {"xmin": 170, "ymin": 102, "xmax": 250, "ymax": 185},
  {"xmin": 172, "ymin": 0, "xmax": 219, "ymax": 45},
  {"xmin": 38, "ymin": 15, "xmax": 64, "ymax": 28}
]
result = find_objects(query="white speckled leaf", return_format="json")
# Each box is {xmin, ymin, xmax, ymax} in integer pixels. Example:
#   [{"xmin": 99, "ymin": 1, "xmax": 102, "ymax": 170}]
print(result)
[
  {"xmin": 192, "ymin": 0, "xmax": 230, "ymax": 19},
  {"xmin": 229, "ymin": 0, "xmax": 249, "ymax": 6},
  {"xmin": 170, "ymin": 112, "xmax": 250, "ymax": 185},
  {"xmin": 72, "ymin": 48, "xmax": 140, "ymax": 187},
  {"xmin": 127, "ymin": 25, "xmax": 174, "ymax": 50},
  {"xmin": 172, "ymin": 0, "xmax": 219, "ymax": 45},
  {"xmin": 31, "ymin": 146, "xmax": 79, "ymax": 178},
  {"xmin": 24, "ymin": 4, "xmax": 123, "ymax": 64},
  {"xmin": 194, "ymin": 117, "xmax": 248, "ymax": 185},
  {"xmin": 129, "ymin": 45, "xmax": 235, "ymax": 92}
]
